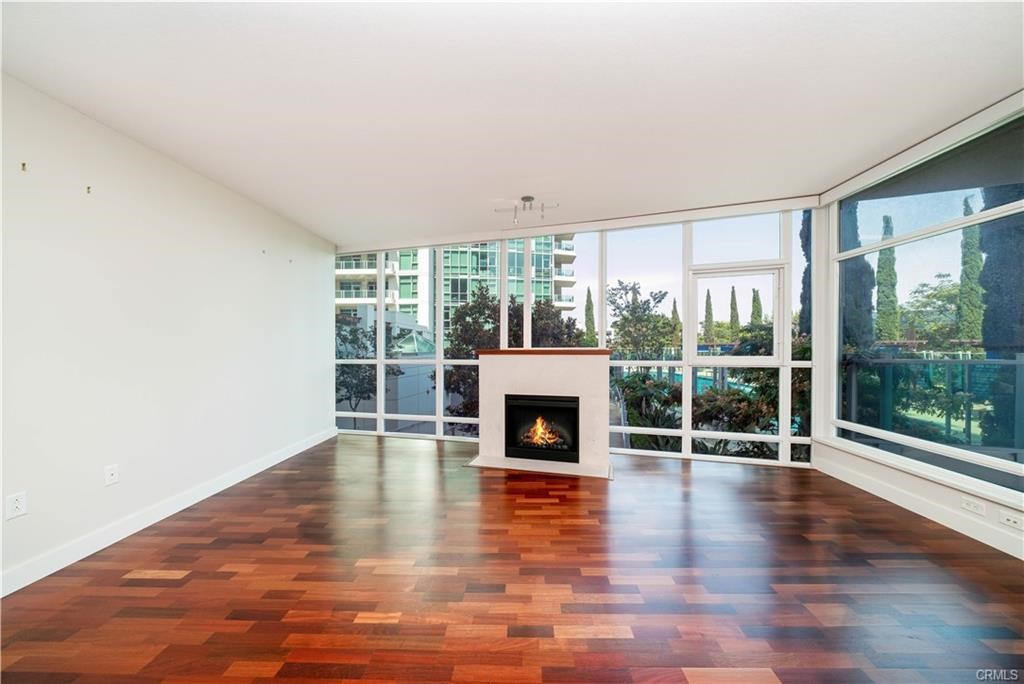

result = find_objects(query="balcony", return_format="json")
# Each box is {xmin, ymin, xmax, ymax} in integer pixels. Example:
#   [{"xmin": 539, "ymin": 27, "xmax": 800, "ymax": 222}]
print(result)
[
  {"xmin": 554, "ymin": 241, "xmax": 574, "ymax": 252},
  {"xmin": 552, "ymin": 294, "xmax": 575, "ymax": 309},
  {"xmin": 553, "ymin": 266, "xmax": 576, "ymax": 282},
  {"xmin": 335, "ymin": 289, "xmax": 377, "ymax": 301},
  {"xmin": 335, "ymin": 257, "xmax": 377, "ymax": 274}
]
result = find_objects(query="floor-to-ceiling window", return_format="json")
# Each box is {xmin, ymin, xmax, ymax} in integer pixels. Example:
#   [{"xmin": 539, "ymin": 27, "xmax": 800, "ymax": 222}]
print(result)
[
  {"xmin": 335, "ymin": 209, "xmax": 814, "ymax": 467},
  {"xmin": 834, "ymin": 115, "xmax": 1024, "ymax": 491}
]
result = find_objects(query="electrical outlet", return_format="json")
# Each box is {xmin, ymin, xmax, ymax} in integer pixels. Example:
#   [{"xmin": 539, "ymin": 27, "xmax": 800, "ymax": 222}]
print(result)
[
  {"xmin": 998, "ymin": 510, "xmax": 1022, "ymax": 531},
  {"xmin": 960, "ymin": 496, "xmax": 986, "ymax": 517},
  {"xmin": 6, "ymin": 492, "xmax": 27, "ymax": 520},
  {"xmin": 104, "ymin": 464, "xmax": 119, "ymax": 487}
]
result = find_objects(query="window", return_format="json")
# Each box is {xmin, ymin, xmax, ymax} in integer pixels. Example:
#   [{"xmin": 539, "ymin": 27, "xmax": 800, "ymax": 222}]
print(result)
[
  {"xmin": 444, "ymin": 242, "xmax": 501, "ymax": 358},
  {"xmin": 606, "ymin": 224, "xmax": 683, "ymax": 361},
  {"xmin": 530, "ymin": 232, "xmax": 597, "ymax": 348},
  {"xmin": 837, "ymin": 116, "xmax": 1024, "ymax": 486},
  {"xmin": 693, "ymin": 212, "xmax": 779, "ymax": 264},
  {"xmin": 695, "ymin": 272, "xmax": 776, "ymax": 358},
  {"xmin": 793, "ymin": 210, "xmax": 812, "ymax": 360},
  {"xmin": 384, "ymin": 250, "xmax": 434, "ymax": 359}
]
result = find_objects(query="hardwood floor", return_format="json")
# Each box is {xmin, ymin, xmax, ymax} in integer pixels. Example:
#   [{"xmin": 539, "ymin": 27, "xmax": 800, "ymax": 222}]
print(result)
[{"xmin": 2, "ymin": 434, "xmax": 1022, "ymax": 682}]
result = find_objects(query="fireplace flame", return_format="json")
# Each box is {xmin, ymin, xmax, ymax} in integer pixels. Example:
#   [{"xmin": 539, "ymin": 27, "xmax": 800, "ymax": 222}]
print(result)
[{"xmin": 522, "ymin": 415, "xmax": 561, "ymax": 446}]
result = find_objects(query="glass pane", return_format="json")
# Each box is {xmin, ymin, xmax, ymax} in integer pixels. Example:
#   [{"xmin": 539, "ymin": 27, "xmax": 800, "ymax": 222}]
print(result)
[
  {"xmin": 335, "ymin": 363, "xmax": 376, "ymax": 413},
  {"xmin": 609, "ymin": 366, "xmax": 682, "ymax": 430},
  {"xmin": 793, "ymin": 209, "xmax": 813, "ymax": 360},
  {"xmin": 791, "ymin": 368, "xmax": 812, "ymax": 437},
  {"xmin": 839, "ymin": 116, "xmax": 1024, "ymax": 252},
  {"xmin": 606, "ymin": 224, "xmax": 683, "ymax": 360},
  {"xmin": 384, "ymin": 249, "xmax": 436, "ymax": 359},
  {"xmin": 791, "ymin": 443, "xmax": 811, "ymax": 463},
  {"xmin": 692, "ymin": 367, "xmax": 779, "ymax": 435},
  {"xmin": 838, "ymin": 213, "xmax": 1024, "ymax": 460},
  {"xmin": 507, "ymin": 238, "xmax": 524, "ymax": 348},
  {"xmin": 696, "ymin": 273, "xmax": 775, "ymax": 357},
  {"xmin": 383, "ymin": 364, "xmax": 435, "ymax": 416},
  {"xmin": 532, "ymin": 233, "xmax": 597, "ymax": 347},
  {"xmin": 444, "ymin": 422, "xmax": 479, "ymax": 438},
  {"xmin": 610, "ymin": 432, "xmax": 681, "ymax": 452},
  {"xmin": 691, "ymin": 438, "xmax": 779, "ymax": 461},
  {"xmin": 336, "ymin": 305, "xmax": 376, "ymax": 360},
  {"xmin": 444, "ymin": 242, "xmax": 501, "ymax": 358},
  {"xmin": 336, "ymin": 416, "xmax": 375, "ymax": 431},
  {"xmin": 839, "ymin": 429, "xmax": 1022, "ymax": 492},
  {"xmin": 693, "ymin": 212, "xmax": 779, "ymax": 263},
  {"xmin": 385, "ymin": 419, "xmax": 436, "ymax": 435},
  {"xmin": 444, "ymin": 365, "xmax": 478, "ymax": 418}
]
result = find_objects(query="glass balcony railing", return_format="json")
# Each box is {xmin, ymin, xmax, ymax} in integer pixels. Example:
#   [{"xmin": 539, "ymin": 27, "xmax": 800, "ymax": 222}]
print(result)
[
  {"xmin": 554, "ymin": 241, "xmax": 575, "ymax": 252},
  {"xmin": 336, "ymin": 289, "xmax": 377, "ymax": 299},
  {"xmin": 553, "ymin": 294, "xmax": 575, "ymax": 303},
  {"xmin": 335, "ymin": 258, "xmax": 377, "ymax": 270},
  {"xmin": 555, "ymin": 267, "xmax": 575, "ymax": 277}
]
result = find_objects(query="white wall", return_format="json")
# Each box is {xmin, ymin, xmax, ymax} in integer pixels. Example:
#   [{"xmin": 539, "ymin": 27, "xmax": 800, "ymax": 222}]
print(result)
[
  {"xmin": 814, "ymin": 440, "xmax": 1024, "ymax": 559},
  {"xmin": 1, "ymin": 75, "xmax": 336, "ymax": 594}
]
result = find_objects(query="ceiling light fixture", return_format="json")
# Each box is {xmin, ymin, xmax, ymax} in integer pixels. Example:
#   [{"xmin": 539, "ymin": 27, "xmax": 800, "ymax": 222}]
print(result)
[{"xmin": 495, "ymin": 195, "xmax": 560, "ymax": 226}]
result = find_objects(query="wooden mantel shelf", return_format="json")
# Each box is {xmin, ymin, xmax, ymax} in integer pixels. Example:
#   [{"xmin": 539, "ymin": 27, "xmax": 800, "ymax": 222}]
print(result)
[{"xmin": 476, "ymin": 348, "xmax": 611, "ymax": 356}]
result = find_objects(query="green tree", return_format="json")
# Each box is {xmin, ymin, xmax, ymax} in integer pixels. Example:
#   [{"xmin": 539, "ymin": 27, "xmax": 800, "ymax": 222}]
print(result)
[
  {"xmin": 875, "ymin": 215, "xmax": 899, "ymax": 342},
  {"xmin": 703, "ymin": 289, "xmax": 715, "ymax": 344},
  {"xmin": 798, "ymin": 209, "xmax": 813, "ymax": 336},
  {"xmin": 607, "ymin": 280, "xmax": 674, "ymax": 360},
  {"xmin": 729, "ymin": 286, "xmax": 740, "ymax": 342},
  {"xmin": 901, "ymin": 273, "xmax": 959, "ymax": 348},
  {"xmin": 839, "ymin": 201, "xmax": 876, "ymax": 350},
  {"xmin": 957, "ymin": 197, "xmax": 984, "ymax": 344},
  {"xmin": 582, "ymin": 286, "xmax": 597, "ymax": 346},
  {"xmin": 750, "ymin": 289, "xmax": 763, "ymax": 325},
  {"xmin": 670, "ymin": 298, "xmax": 682, "ymax": 349},
  {"xmin": 979, "ymin": 185, "xmax": 1024, "ymax": 447},
  {"xmin": 531, "ymin": 299, "xmax": 584, "ymax": 348}
]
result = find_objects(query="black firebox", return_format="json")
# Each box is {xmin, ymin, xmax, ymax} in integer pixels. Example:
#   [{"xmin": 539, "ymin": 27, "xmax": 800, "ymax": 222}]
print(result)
[{"xmin": 504, "ymin": 394, "xmax": 580, "ymax": 463}]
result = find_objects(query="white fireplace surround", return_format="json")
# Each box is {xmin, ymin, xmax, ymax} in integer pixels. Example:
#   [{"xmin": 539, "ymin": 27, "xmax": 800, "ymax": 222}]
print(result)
[{"xmin": 467, "ymin": 349, "xmax": 612, "ymax": 479}]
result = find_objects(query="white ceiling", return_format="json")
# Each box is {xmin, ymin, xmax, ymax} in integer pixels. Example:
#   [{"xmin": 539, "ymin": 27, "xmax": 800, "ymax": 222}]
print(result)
[{"xmin": 4, "ymin": 3, "xmax": 1022, "ymax": 250}]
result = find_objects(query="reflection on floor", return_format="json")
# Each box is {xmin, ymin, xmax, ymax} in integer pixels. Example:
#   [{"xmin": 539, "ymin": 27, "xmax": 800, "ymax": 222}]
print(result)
[{"xmin": 2, "ymin": 434, "xmax": 1021, "ymax": 682}]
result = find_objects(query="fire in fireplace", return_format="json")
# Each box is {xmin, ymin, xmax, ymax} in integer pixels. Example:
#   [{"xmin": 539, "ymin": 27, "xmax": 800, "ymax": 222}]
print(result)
[{"xmin": 505, "ymin": 394, "xmax": 580, "ymax": 463}]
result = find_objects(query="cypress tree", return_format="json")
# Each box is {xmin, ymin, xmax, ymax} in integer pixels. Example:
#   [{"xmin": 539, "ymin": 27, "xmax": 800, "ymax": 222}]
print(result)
[
  {"xmin": 839, "ymin": 200, "xmax": 876, "ymax": 350},
  {"xmin": 798, "ymin": 209, "xmax": 813, "ymax": 336},
  {"xmin": 875, "ymin": 215, "xmax": 899, "ymax": 342},
  {"xmin": 729, "ymin": 286, "xmax": 740, "ymax": 341},
  {"xmin": 703, "ymin": 290, "xmax": 715, "ymax": 344},
  {"xmin": 583, "ymin": 286, "xmax": 597, "ymax": 346},
  {"xmin": 957, "ymin": 197, "xmax": 984, "ymax": 343},
  {"xmin": 979, "ymin": 184, "xmax": 1024, "ymax": 447},
  {"xmin": 750, "ymin": 289, "xmax": 763, "ymax": 325},
  {"xmin": 670, "ymin": 298, "xmax": 682, "ymax": 348}
]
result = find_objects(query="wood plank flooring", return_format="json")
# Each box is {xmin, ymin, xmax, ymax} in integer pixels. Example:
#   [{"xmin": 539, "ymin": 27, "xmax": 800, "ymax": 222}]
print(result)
[{"xmin": 2, "ymin": 434, "xmax": 1022, "ymax": 682}]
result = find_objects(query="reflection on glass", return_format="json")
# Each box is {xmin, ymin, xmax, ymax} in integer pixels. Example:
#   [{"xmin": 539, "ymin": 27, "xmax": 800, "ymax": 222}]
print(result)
[
  {"xmin": 444, "ymin": 423, "xmax": 479, "ymax": 438},
  {"xmin": 791, "ymin": 444, "xmax": 811, "ymax": 463},
  {"xmin": 335, "ymin": 363, "xmax": 376, "ymax": 413},
  {"xmin": 609, "ymin": 366, "xmax": 682, "ymax": 433},
  {"xmin": 793, "ymin": 209, "xmax": 813, "ymax": 360},
  {"xmin": 385, "ymin": 419, "xmax": 435, "ymax": 435},
  {"xmin": 792, "ymin": 368, "xmax": 812, "ymax": 437},
  {"xmin": 336, "ymin": 416, "xmax": 375, "ymax": 431},
  {"xmin": 692, "ymin": 438, "xmax": 778, "ymax": 460},
  {"xmin": 336, "ymin": 306, "xmax": 377, "ymax": 359},
  {"xmin": 384, "ymin": 364, "xmax": 435, "ymax": 416},
  {"xmin": 610, "ymin": 432, "xmax": 680, "ymax": 452},
  {"xmin": 692, "ymin": 367, "xmax": 778, "ymax": 435},
  {"xmin": 838, "ymin": 214, "xmax": 1024, "ymax": 460},
  {"xmin": 839, "ymin": 117, "xmax": 1024, "ymax": 251},
  {"xmin": 444, "ymin": 365, "xmax": 479, "ymax": 418},
  {"xmin": 696, "ymin": 273, "xmax": 775, "ymax": 357},
  {"xmin": 384, "ymin": 249, "xmax": 435, "ymax": 359},
  {"xmin": 606, "ymin": 224, "xmax": 683, "ymax": 360},
  {"xmin": 444, "ymin": 242, "xmax": 501, "ymax": 358},
  {"xmin": 693, "ymin": 212, "xmax": 779, "ymax": 263}
]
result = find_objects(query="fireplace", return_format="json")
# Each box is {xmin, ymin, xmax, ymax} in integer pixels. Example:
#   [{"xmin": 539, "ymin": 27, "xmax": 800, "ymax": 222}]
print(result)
[{"xmin": 504, "ymin": 394, "xmax": 580, "ymax": 463}]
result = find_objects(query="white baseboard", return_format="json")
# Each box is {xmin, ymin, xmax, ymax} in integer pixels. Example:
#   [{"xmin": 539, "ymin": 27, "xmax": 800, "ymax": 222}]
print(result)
[
  {"xmin": 1, "ymin": 427, "xmax": 337, "ymax": 597},
  {"xmin": 814, "ymin": 439, "xmax": 1024, "ymax": 560}
]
